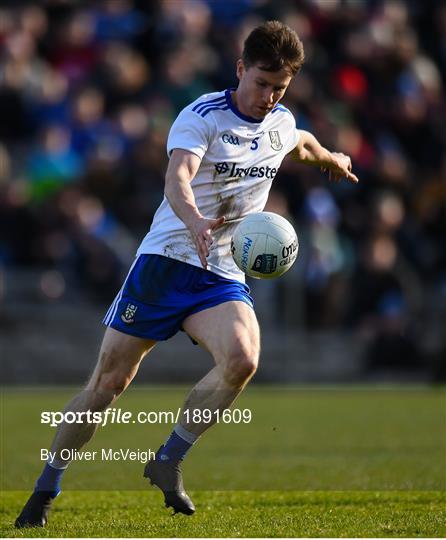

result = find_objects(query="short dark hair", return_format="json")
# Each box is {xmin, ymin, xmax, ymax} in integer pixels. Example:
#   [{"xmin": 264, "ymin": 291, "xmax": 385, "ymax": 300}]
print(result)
[{"xmin": 242, "ymin": 20, "xmax": 305, "ymax": 76}]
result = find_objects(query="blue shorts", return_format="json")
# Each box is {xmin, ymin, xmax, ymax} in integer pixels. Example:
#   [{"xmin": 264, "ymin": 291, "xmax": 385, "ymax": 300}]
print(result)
[{"xmin": 103, "ymin": 254, "xmax": 253, "ymax": 341}]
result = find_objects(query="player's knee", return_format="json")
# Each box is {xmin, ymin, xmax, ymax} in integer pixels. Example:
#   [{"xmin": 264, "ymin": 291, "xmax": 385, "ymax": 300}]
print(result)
[
  {"xmin": 224, "ymin": 339, "xmax": 259, "ymax": 385},
  {"xmin": 97, "ymin": 371, "xmax": 129, "ymax": 397},
  {"xmin": 88, "ymin": 351, "xmax": 132, "ymax": 404},
  {"xmin": 85, "ymin": 374, "xmax": 128, "ymax": 411}
]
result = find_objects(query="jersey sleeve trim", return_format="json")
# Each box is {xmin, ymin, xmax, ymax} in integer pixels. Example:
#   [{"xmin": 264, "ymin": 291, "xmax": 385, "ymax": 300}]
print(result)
[
  {"xmin": 167, "ymin": 101, "xmax": 215, "ymax": 159},
  {"xmin": 191, "ymin": 93, "xmax": 228, "ymax": 117}
]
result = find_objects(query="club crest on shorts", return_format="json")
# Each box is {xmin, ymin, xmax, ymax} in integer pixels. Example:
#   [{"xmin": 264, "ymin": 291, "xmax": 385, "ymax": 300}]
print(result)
[
  {"xmin": 121, "ymin": 303, "xmax": 138, "ymax": 324},
  {"xmin": 269, "ymin": 130, "xmax": 283, "ymax": 151}
]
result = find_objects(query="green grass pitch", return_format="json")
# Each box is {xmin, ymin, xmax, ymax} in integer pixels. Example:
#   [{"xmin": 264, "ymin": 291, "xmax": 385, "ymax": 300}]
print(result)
[{"xmin": 1, "ymin": 386, "xmax": 445, "ymax": 537}]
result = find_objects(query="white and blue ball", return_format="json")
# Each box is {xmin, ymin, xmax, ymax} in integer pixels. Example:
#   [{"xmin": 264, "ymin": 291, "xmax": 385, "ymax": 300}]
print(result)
[{"xmin": 231, "ymin": 212, "xmax": 298, "ymax": 279}]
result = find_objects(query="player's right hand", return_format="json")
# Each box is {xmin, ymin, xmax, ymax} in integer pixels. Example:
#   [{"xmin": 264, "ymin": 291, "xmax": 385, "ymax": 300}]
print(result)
[{"xmin": 188, "ymin": 216, "xmax": 225, "ymax": 269}]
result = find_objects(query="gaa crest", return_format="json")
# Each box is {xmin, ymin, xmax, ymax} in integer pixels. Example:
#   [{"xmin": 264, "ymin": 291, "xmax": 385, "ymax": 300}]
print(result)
[
  {"xmin": 121, "ymin": 303, "xmax": 138, "ymax": 324},
  {"xmin": 268, "ymin": 130, "xmax": 283, "ymax": 151}
]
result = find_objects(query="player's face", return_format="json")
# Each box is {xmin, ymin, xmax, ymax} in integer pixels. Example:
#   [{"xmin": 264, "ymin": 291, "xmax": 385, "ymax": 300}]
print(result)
[{"xmin": 235, "ymin": 60, "xmax": 293, "ymax": 119}]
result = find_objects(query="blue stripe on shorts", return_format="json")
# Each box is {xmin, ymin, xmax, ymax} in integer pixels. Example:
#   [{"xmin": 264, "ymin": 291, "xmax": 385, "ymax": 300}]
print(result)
[{"xmin": 103, "ymin": 254, "xmax": 254, "ymax": 341}]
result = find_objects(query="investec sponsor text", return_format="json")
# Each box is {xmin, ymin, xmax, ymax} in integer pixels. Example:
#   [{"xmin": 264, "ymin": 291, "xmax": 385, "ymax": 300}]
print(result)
[{"xmin": 214, "ymin": 161, "xmax": 278, "ymax": 179}]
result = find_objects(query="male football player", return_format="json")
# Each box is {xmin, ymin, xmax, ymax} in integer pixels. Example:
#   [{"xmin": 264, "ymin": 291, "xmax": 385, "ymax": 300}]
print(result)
[{"xmin": 16, "ymin": 20, "xmax": 358, "ymax": 527}]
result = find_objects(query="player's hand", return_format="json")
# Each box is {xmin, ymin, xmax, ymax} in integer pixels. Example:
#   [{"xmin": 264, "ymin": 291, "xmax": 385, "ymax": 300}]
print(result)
[
  {"xmin": 188, "ymin": 215, "xmax": 226, "ymax": 269},
  {"xmin": 320, "ymin": 152, "xmax": 359, "ymax": 184}
]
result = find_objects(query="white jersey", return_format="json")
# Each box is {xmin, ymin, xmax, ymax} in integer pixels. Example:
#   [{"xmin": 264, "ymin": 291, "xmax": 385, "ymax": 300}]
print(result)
[{"xmin": 137, "ymin": 89, "xmax": 300, "ymax": 282}]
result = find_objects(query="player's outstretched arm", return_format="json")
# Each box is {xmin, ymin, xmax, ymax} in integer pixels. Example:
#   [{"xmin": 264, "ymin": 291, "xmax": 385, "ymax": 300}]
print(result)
[
  {"xmin": 290, "ymin": 129, "xmax": 359, "ymax": 184},
  {"xmin": 165, "ymin": 149, "xmax": 225, "ymax": 268}
]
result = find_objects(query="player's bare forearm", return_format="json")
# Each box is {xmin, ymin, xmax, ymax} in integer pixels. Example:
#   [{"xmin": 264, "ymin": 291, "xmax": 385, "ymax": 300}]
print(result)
[
  {"xmin": 291, "ymin": 130, "xmax": 332, "ymax": 166},
  {"xmin": 291, "ymin": 130, "xmax": 359, "ymax": 183},
  {"xmin": 164, "ymin": 149, "xmax": 225, "ymax": 268},
  {"xmin": 165, "ymin": 149, "xmax": 203, "ymax": 229}
]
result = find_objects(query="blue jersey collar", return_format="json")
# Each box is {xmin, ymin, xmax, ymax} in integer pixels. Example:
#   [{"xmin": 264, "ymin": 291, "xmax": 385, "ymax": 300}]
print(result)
[{"xmin": 225, "ymin": 88, "xmax": 264, "ymax": 124}]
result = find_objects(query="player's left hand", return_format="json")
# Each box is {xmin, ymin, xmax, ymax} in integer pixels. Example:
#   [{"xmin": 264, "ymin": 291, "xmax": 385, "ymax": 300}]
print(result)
[{"xmin": 321, "ymin": 152, "xmax": 359, "ymax": 183}]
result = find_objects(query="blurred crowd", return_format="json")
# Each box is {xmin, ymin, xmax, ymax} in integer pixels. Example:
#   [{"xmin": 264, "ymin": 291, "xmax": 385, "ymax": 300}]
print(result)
[{"xmin": 1, "ymin": 0, "xmax": 445, "ymax": 375}]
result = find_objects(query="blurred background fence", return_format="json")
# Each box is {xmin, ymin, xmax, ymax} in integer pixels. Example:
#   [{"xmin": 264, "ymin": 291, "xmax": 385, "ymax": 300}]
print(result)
[{"xmin": 1, "ymin": 0, "xmax": 445, "ymax": 384}]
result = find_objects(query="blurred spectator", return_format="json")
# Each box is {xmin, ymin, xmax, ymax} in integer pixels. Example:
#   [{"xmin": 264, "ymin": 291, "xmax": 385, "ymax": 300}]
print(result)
[
  {"xmin": 26, "ymin": 124, "xmax": 84, "ymax": 200},
  {"xmin": 90, "ymin": 0, "xmax": 148, "ymax": 44},
  {"xmin": 70, "ymin": 86, "xmax": 117, "ymax": 158},
  {"xmin": 300, "ymin": 187, "xmax": 354, "ymax": 328},
  {"xmin": 49, "ymin": 11, "xmax": 98, "ymax": 84}
]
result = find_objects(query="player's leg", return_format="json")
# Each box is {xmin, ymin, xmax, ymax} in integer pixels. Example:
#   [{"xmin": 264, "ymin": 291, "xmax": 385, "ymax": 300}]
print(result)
[
  {"xmin": 49, "ymin": 328, "xmax": 156, "ymax": 464},
  {"xmin": 179, "ymin": 300, "xmax": 260, "ymax": 435},
  {"xmin": 144, "ymin": 301, "xmax": 259, "ymax": 514},
  {"xmin": 15, "ymin": 327, "xmax": 156, "ymax": 528}
]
